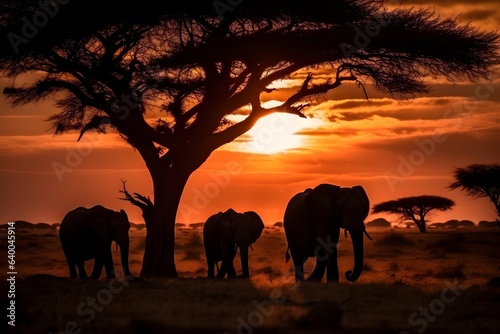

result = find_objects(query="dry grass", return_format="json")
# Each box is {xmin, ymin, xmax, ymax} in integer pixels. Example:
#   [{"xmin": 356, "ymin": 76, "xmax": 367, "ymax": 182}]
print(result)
[
  {"xmin": 435, "ymin": 263, "xmax": 467, "ymax": 280},
  {"xmin": 374, "ymin": 232, "xmax": 413, "ymax": 247},
  {"xmin": 184, "ymin": 232, "xmax": 203, "ymax": 247},
  {"xmin": 3, "ymin": 229, "xmax": 500, "ymax": 334}
]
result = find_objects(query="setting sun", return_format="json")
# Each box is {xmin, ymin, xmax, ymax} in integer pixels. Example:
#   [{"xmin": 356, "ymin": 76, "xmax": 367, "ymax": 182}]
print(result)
[
  {"xmin": 239, "ymin": 100, "xmax": 319, "ymax": 154},
  {"xmin": 245, "ymin": 113, "xmax": 304, "ymax": 154}
]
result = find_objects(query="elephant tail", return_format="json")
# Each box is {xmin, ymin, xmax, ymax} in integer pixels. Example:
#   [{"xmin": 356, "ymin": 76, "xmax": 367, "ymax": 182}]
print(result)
[{"xmin": 285, "ymin": 246, "xmax": 290, "ymax": 263}]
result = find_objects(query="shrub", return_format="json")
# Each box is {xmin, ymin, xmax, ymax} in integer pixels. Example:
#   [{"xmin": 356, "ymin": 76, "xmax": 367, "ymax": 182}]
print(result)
[
  {"xmin": 435, "ymin": 263, "xmax": 466, "ymax": 279},
  {"xmin": 183, "ymin": 248, "xmax": 202, "ymax": 260},
  {"xmin": 185, "ymin": 232, "xmax": 203, "ymax": 247},
  {"xmin": 374, "ymin": 232, "xmax": 413, "ymax": 247},
  {"xmin": 425, "ymin": 234, "xmax": 466, "ymax": 253}
]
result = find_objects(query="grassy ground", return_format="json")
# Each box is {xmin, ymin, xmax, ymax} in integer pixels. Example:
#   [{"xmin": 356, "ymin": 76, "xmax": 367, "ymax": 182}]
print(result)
[{"xmin": 1, "ymin": 227, "xmax": 500, "ymax": 333}]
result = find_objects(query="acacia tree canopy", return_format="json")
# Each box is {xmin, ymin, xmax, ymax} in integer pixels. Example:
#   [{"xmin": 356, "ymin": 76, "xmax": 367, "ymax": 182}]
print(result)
[
  {"xmin": 1, "ymin": 0, "xmax": 498, "ymax": 276},
  {"xmin": 372, "ymin": 195, "xmax": 455, "ymax": 233},
  {"xmin": 449, "ymin": 163, "xmax": 500, "ymax": 225}
]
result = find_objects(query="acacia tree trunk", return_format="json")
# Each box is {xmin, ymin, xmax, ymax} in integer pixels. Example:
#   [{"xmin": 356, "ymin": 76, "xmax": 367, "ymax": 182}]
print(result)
[
  {"xmin": 415, "ymin": 218, "xmax": 427, "ymax": 233},
  {"xmin": 140, "ymin": 166, "xmax": 192, "ymax": 278}
]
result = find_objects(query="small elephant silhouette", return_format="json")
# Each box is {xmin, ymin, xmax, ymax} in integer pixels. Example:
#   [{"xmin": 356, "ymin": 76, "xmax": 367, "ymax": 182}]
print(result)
[
  {"xmin": 203, "ymin": 208, "xmax": 265, "ymax": 278},
  {"xmin": 59, "ymin": 205, "xmax": 134, "ymax": 280}
]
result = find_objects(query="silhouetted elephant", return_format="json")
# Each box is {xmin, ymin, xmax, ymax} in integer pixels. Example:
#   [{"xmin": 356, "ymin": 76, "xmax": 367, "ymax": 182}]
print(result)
[
  {"xmin": 203, "ymin": 208, "xmax": 265, "ymax": 278},
  {"xmin": 59, "ymin": 205, "xmax": 133, "ymax": 280},
  {"xmin": 284, "ymin": 184, "xmax": 372, "ymax": 283}
]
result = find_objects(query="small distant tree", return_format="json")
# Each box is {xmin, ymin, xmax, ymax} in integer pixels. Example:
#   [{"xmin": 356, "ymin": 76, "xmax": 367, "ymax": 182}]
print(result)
[
  {"xmin": 372, "ymin": 196, "xmax": 455, "ymax": 233},
  {"xmin": 449, "ymin": 163, "xmax": 500, "ymax": 227}
]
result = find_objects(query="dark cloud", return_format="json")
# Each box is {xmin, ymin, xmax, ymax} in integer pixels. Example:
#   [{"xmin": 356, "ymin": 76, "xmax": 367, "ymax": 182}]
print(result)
[
  {"xmin": 296, "ymin": 128, "xmax": 360, "ymax": 137},
  {"xmin": 333, "ymin": 100, "xmax": 394, "ymax": 110},
  {"xmin": 338, "ymin": 111, "xmax": 374, "ymax": 122}
]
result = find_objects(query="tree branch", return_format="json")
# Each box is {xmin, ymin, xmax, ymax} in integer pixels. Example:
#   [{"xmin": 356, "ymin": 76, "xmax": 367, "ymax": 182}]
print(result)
[{"xmin": 119, "ymin": 180, "xmax": 154, "ymax": 228}]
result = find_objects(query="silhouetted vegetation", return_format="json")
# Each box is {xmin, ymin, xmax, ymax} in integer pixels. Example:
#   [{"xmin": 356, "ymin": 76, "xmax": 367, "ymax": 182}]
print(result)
[
  {"xmin": 449, "ymin": 163, "xmax": 500, "ymax": 227},
  {"xmin": 374, "ymin": 232, "xmax": 413, "ymax": 247},
  {"xmin": 189, "ymin": 223, "xmax": 205, "ymax": 230},
  {"xmin": 425, "ymin": 233, "xmax": 466, "ymax": 255},
  {"xmin": 372, "ymin": 195, "xmax": 455, "ymax": 233},
  {"xmin": 366, "ymin": 218, "xmax": 391, "ymax": 228},
  {"xmin": 435, "ymin": 263, "xmax": 466, "ymax": 280},
  {"xmin": 0, "ymin": 221, "xmax": 57, "ymax": 230},
  {"xmin": 478, "ymin": 220, "xmax": 499, "ymax": 228},
  {"xmin": 429, "ymin": 220, "xmax": 476, "ymax": 229}
]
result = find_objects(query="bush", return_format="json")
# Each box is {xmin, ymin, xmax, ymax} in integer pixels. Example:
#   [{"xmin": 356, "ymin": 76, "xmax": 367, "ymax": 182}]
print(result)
[
  {"xmin": 183, "ymin": 248, "xmax": 202, "ymax": 260},
  {"xmin": 425, "ymin": 234, "xmax": 466, "ymax": 253},
  {"xmin": 185, "ymin": 232, "xmax": 203, "ymax": 247},
  {"xmin": 374, "ymin": 232, "xmax": 413, "ymax": 247},
  {"xmin": 366, "ymin": 218, "xmax": 391, "ymax": 228},
  {"xmin": 435, "ymin": 264, "xmax": 466, "ymax": 280}
]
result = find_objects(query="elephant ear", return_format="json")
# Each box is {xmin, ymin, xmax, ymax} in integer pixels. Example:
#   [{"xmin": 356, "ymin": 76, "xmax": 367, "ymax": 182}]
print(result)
[
  {"xmin": 243, "ymin": 211, "xmax": 265, "ymax": 244},
  {"xmin": 352, "ymin": 185, "xmax": 370, "ymax": 219},
  {"xmin": 304, "ymin": 184, "xmax": 341, "ymax": 210}
]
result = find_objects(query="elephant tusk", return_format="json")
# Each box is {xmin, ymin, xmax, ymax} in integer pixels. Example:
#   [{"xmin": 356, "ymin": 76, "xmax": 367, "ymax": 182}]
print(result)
[
  {"xmin": 364, "ymin": 230, "xmax": 373, "ymax": 241},
  {"xmin": 344, "ymin": 229, "xmax": 348, "ymax": 239}
]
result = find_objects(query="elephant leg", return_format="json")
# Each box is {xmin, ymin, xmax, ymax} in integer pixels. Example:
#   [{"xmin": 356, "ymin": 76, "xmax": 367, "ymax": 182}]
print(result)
[
  {"xmin": 311, "ymin": 225, "xmax": 336, "ymax": 282},
  {"xmin": 326, "ymin": 229, "xmax": 340, "ymax": 282},
  {"xmin": 216, "ymin": 262, "xmax": 227, "ymax": 279},
  {"xmin": 76, "ymin": 261, "xmax": 88, "ymax": 279},
  {"xmin": 103, "ymin": 247, "xmax": 116, "ymax": 279},
  {"xmin": 64, "ymin": 253, "xmax": 78, "ymax": 279},
  {"xmin": 226, "ymin": 247, "xmax": 237, "ymax": 278},
  {"xmin": 90, "ymin": 257, "xmax": 104, "ymax": 279},
  {"xmin": 309, "ymin": 259, "xmax": 327, "ymax": 281},
  {"xmin": 293, "ymin": 257, "xmax": 307, "ymax": 282},
  {"xmin": 220, "ymin": 241, "xmax": 236, "ymax": 279},
  {"xmin": 62, "ymin": 246, "xmax": 78, "ymax": 279},
  {"xmin": 68, "ymin": 260, "xmax": 78, "ymax": 279},
  {"xmin": 207, "ymin": 258, "xmax": 215, "ymax": 278},
  {"xmin": 206, "ymin": 249, "xmax": 216, "ymax": 278}
]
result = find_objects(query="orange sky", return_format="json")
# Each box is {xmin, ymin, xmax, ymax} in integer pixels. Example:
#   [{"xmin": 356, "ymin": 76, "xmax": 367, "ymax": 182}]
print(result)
[{"xmin": 1, "ymin": 1, "xmax": 499, "ymax": 226}]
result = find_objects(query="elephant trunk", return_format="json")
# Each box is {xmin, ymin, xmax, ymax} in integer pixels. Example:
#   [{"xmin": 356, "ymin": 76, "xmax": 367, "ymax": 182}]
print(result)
[
  {"xmin": 240, "ymin": 246, "xmax": 249, "ymax": 278},
  {"xmin": 345, "ymin": 232, "xmax": 364, "ymax": 282}
]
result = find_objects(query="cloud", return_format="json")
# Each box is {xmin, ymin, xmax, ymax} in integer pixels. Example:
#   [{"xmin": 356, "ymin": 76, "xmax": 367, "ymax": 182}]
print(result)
[
  {"xmin": 461, "ymin": 9, "xmax": 496, "ymax": 21},
  {"xmin": 331, "ymin": 100, "xmax": 395, "ymax": 110},
  {"xmin": 0, "ymin": 133, "xmax": 126, "ymax": 155}
]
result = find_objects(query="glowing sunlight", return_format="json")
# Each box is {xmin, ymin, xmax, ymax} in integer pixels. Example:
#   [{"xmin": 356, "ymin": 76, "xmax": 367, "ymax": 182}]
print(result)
[{"xmin": 240, "ymin": 100, "xmax": 311, "ymax": 154}]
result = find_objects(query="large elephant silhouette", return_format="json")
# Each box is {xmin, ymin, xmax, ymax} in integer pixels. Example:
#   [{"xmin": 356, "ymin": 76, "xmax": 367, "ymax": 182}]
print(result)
[
  {"xmin": 284, "ymin": 184, "xmax": 372, "ymax": 283},
  {"xmin": 59, "ymin": 205, "xmax": 133, "ymax": 280},
  {"xmin": 203, "ymin": 208, "xmax": 265, "ymax": 278}
]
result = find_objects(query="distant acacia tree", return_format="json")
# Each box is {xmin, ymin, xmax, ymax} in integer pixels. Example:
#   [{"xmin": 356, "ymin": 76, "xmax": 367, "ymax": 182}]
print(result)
[
  {"xmin": 372, "ymin": 196, "xmax": 455, "ymax": 233},
  {"xmin": 1, "ymin": 0, "xmax": 498, "ymax": 277},
  {"xmin": 449, "ymin": 163, "xmax": 500, "ymax": 227}
]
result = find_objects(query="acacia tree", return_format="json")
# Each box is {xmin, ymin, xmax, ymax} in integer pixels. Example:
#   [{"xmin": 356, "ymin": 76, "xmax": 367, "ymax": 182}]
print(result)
[
  {"xmin": 1, "ymin": 0, "xmax": 498, "ymax": 277},
  {"xmin": 372, "ymin": 195, "xmax": 455, "ymax": 233},
  {"xmin": 449, "ymin": 163, "xmax": 500, "ymax": 227}
]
